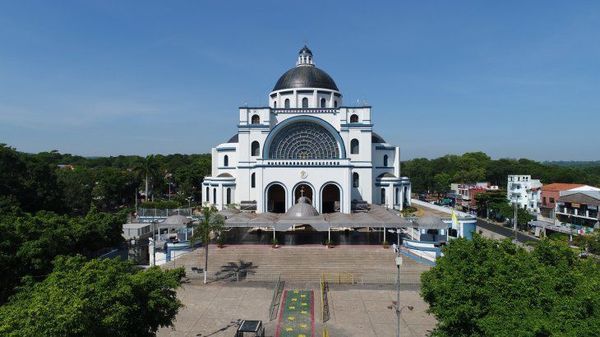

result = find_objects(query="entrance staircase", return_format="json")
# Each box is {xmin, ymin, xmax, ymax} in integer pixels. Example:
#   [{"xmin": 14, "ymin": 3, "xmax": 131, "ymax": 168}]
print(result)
[{"xmin": 166, "ymin": 245, "xmax": 430, "ymax": 284}]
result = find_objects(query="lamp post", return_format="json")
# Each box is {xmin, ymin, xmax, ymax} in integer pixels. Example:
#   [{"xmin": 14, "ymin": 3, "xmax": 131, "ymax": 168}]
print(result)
[
  {"xmin": 511, "ymin": 193, "xmax": 519, "ymax": 243},
  {"xmin": 395, "ymin": 254, "xmax": 403, "ymax": 337}
]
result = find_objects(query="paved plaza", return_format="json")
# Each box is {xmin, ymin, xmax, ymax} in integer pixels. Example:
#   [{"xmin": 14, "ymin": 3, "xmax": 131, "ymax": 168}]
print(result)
[{"xmin": 157, "ymin": 281, "xmax": 435, "ymax": 337}]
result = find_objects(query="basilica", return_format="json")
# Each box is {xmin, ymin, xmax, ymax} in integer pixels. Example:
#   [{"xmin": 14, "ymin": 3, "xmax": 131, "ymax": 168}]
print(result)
[{"xmin": 202, "ymin": 46, "xmax": 411, "ymax": 214}]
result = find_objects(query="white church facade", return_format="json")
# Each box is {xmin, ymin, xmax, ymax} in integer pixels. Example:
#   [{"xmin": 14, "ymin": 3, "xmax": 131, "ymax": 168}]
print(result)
[{"xmin": 202, "ymin": 46, "xmax": 411, "ymax": 214}]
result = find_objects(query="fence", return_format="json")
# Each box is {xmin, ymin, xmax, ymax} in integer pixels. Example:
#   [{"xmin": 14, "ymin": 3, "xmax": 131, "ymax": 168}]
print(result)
[{"xmin": 269, "ymin": 275, "xmax": 285, "ymax": 321}]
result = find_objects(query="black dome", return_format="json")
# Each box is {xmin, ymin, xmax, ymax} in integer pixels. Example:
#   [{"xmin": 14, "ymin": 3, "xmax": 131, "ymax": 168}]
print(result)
[{"xmin": 273, "ymin": 66, "xmax": 339, "ymax": 91}]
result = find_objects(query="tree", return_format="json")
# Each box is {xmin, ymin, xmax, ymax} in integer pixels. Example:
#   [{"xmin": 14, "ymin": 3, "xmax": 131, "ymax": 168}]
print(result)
[
  {"xmin": 433, "ymin": 173, "xmax": 452, "ymax": 196},
  {"xmin": 421, "ymin": 235, "xmax": 600, "ymax": 336},
  {"xmin": 190, "ymin": 205, "xmax": 224, "ymax": 284},
  {"xmin": 0, "ymin": 256, "xmax": 184, "ymax": 337},
  {"xmin": 134, "ymin": 155, "xmax": 160, "ymax": 201}
]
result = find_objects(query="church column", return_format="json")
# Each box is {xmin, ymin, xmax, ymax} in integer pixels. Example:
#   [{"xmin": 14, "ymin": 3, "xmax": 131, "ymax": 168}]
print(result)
[
  {"xmin": 330, "ymin": 92, "xmax": 334, "ymax": 108},
  {"xmin": 399, "ymin": 186, "xmax": 404, "ymax": 211},
  {"xmin": 313, "ymin": 89, "xmax": 317, "ymax": 108}
]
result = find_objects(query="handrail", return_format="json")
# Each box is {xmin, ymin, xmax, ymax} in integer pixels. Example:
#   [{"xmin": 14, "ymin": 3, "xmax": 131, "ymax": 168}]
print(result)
[
  {"xmin": 320, "ymin": 273, "xmax": 330, "ymax": 322},
  {"xmin": 269, "ymin": 274, "xmax": 284, "ymax": 321}
]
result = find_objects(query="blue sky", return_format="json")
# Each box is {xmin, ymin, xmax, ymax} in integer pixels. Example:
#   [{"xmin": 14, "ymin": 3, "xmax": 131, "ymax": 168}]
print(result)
[{"xmin": 0, "ymin": 1, "xmax": 598, "ymax": 160}]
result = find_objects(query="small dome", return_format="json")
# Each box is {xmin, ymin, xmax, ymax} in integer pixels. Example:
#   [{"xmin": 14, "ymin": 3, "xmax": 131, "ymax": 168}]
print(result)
[
  {"xmin": 284, "ymin": 196, "xmax": 320, "ymax": 218},
  {"xmin": 378, "ymin": 172, "xmax": 396, "ymax": 178},
  {"xmin": 217, "ymin": 173, "xmax": 233, "ymax": 177},
  {"xmin": 227, "ymin": 134, "xmax": 238, "ymax": 143},
  {"xmin": 372, "ymin": 132, "xmax": 386, "ymax": 143}
]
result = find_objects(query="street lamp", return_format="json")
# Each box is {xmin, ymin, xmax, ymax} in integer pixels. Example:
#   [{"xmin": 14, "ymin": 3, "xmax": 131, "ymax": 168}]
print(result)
[
  {"xmin": 511, "ymin": 193, "xmax": 519, "ymax": 243},
  {"xmin": 395, "ymin": 254, "xmax": 403, "ymax": 337}
]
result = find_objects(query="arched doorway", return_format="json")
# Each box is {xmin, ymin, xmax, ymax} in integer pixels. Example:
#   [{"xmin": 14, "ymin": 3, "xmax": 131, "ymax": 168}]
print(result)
[
  {"xmin": 321, "ymin": 183, "xmax": 340, "ymax": 213},
  {"xmin": 293, "ymin": 183, "xmax": 314, "ymax": 204},
  {"xmin": 266, "ymin": 184, "xmax": 286, "ymax": 213}
]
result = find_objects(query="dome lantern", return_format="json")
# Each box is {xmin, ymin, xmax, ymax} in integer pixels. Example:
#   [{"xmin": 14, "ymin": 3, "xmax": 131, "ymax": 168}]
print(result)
[{"xmin": 297, "ymin": 45, "xmax": 314, "ymax": 66}]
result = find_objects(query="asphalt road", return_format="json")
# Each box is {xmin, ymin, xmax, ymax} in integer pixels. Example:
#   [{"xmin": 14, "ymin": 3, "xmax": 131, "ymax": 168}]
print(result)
[{"xmin": 476, "ymin": 218, "xmax": 539, "ymax": 244}]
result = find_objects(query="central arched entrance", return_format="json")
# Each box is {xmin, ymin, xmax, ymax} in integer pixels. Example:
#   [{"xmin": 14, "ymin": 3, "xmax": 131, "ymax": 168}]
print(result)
[
  {"xmin": 293, "ymin": 183, "xmax": 314, "ymax": 204},
  {"xmin": 266, "ymin": 184, "xmax": 286, "ymax": 213},
  {"xmin": 321, "ymin": 183, "xmax": 341, "ymax": 213}
]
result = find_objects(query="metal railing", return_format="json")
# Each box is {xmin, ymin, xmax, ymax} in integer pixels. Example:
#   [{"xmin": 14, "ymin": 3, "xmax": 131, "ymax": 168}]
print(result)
[
  {"xmin": 320, "ymin": 273, "xmax": 330, "ymax": 323},
  {"xmin": 269, "ymin": 275, "xmax": 284, "ymax": 321}
]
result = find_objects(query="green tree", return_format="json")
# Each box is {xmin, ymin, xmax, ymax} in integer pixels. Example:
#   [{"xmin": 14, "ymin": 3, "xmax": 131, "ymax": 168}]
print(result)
[
  {"xmin": 421, "ymin": 236, "xmax": 600, "ymax": 336},
  {"xmin": 433, "ymin": 173, "xmax": 452, "ymax": 196},
  {"xmin": 190, "ymin": 205, "xmax": 224, "ymax": 284},
  {"xmin": 0, "ymin": 256, "xmax": 184, "ymax": 337},
  {"xmin": 134, "ymin": 155, "xmax": 160, "ymax": 201}
]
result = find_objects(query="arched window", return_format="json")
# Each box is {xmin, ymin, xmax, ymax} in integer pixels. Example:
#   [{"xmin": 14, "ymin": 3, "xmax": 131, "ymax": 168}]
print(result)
[
  {"xmin": 350, "ymin": 114, "xmax": 359, "ymax": 123},
  {"xmin": 213, "ymin": 188, "xmax": 217, "ymax": 204},
  {"xmin": 206, "ymin": 187, "xmax": 209, "ymax": 202},
  {"xmin": 251, "ymin": 173, "xmax": 256, "ymax": 188},
  {"xmin": 320, "ymin": 98, "xmax": 326, "ymax": 108},
  {"xmin": 284, "ymin": 99, "xmax": 290, "ymax": 108},
  {"xmin": 350, "ymin": 139, "xmax": 359, "ymax": 154},
  {"xmin": 381, "ymin": 188, "xmax": 386, "ymax": 205},
  {"xmin": 302, "ymin": 97, "xmax": 308, "ymax": 108},
  {"xmin": 273, "ymin": 101, "xmax": 277, "ymax": 108},
  {"xmin": 383, "ymin": 155, "xmax": 388, "ymax": 167},
  {"xmin": 251, "ymin": 114, "xmax": 260, "ymax": 124},
  {"xmin": 334, "ymin": 100, "xmax": 338, "ymax": 108},
  {"xmin": 353, "ymin": 172, "xmax": 359, "ymax": 188},
  {"xmin": 251, "ymin": 141, "xmax": 260, "ymax": 156},
  {"xmin": 226, "ymin": 188, "xmax": 231, "ymax": 204},
  {"xmin": 396, "ymin": 188, "xmax": 399, "ymax": 205},
  {"xmin": 223, "ymin": 155, "xmax": 229, "ymax": 167}
]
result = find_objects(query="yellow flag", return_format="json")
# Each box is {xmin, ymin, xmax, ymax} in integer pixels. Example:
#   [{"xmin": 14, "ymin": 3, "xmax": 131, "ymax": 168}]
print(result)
[{"xmin": 451, "ymin": 210, "xmax": 459, "ymax": 226}]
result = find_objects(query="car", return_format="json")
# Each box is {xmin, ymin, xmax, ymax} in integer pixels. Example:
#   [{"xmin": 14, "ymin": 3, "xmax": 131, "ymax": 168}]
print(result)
[{"xmin": 234, "ymin": 320, "xmax": 265, "ymax": 337}]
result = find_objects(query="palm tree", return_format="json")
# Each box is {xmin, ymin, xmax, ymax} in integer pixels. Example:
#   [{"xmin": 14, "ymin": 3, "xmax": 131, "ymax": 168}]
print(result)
[
  {"xmin": 134, "ymin": 155, "xmax": 159, "ymax": 201},
  {"xmin": 190, "ymin": 205, "xmax": 225, "ymax": 284}
]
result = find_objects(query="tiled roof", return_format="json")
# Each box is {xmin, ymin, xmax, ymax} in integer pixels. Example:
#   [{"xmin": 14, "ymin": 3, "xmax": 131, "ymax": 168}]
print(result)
[{"xmin": 542, "ymin": 183, "xmax": 584, "ymax": 192}]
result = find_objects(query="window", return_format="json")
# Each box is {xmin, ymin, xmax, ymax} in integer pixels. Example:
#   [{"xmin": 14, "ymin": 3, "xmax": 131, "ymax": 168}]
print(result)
[
  {"xmin": 268, "ymin": 121, "xmax": 340, "ymax": 159},
  {"xmin": 353, "ymin": 172, "xmax": 359, "ymax": 188},
  {"xmin": 381, "ymin": 188, "xmax": 386, "ymax": 204},
  {"xmin": 350, "ymin": 139, "xmax": 359, "ymax": 154},
  {"xmin": 383, "ymin": 155, "xmax": 388, "ymax": 167},
  {"xmin": 213, "ymin": 188, "xmax": 216, "ymax": 204},
  {"xmin": 223, "ymin": 155, "xmax": 229, "ymax": 167},
  {"xmin": 251, "ymin": 114, "xmax": 260, "ymax": 124},
  {"xmin": 273, "ymin": 101, "xmax": 277, "ymax": 108},
  {"xmin": 550, "ymin": 197, "xmax": 555, "ymax": 203},
  {"xmin": 285, "ymin": 98, "xmax": 290, "ymax": 108},
  {"xmin": 350, "ymin": 114, "xmax": 359, "ymax": 123},
  {"xmin": 206, "ymin": 187, "xmax": 209, "ymax": 202},
  {"xmin": 334, "ymin": 100, "xmax": 338, "ymax": 108},
  {"xmin": 251, "ymin": 141, "xmax": 260, "ymax": 156},
  {"xmin": 226, "ymin": 188, "xmax": 231, "ymax": 204},
  {"xmin": 251, "ymin": 173, "xmax": 256, "ymax": 188},
  {"xmin": 302, "ymin": 97, "xmax": 308, "ymax": 108},
  {"xmin": 320, "ymin": 98, "xmax": 326, "ymax": 108}
]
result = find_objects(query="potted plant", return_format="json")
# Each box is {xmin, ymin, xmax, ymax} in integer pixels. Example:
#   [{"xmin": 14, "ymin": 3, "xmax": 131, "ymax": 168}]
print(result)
[
  {"xmin": 325, "ymin": 239, "xmax": 334, "ymax": 248},
  {"xmin": 271, "ymin": 238, "xmax": 279, "ymax": 248},
  {"xmin": 382, "ymin": 240, "xmax": 390, "ymax": 249},
  {"xmin": 217, "ymin": 233, "xmax": 226, "ymax": 248}
]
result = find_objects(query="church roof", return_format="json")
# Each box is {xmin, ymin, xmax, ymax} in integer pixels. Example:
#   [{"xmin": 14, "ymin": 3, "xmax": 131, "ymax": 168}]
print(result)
[
  {"xmin": 227, "ymin": 134, "xmax": 238, "ymax": 143},
  {"xmin": 372, "ymin": 132, "xmax": 386, "ymax": 143},
  {"xmin": 273, "ymin": 66, "xmax": 339, "ymax": 91}
]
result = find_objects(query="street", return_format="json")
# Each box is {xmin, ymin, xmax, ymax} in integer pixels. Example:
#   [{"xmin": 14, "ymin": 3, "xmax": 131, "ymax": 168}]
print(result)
[{"xmin": 476, "ymin": 218, "xmax": 539, "ymax": 244}]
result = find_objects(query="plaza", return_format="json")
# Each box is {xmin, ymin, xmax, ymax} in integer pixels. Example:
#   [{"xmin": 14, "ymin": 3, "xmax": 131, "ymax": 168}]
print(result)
[{"xmin": 159, "ymin": 245, "xmax": 436, "ymax": 337}]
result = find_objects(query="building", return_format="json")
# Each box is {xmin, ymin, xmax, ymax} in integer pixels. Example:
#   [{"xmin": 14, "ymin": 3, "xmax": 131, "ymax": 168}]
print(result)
[
  {"xmin": 202, "ymin": 46, "xmax": 411, "ymax": 214},
  {"xmin": 451, "ymin": 182, "xmax": 499, "ymax": 212},
  {"xmin": 507, "ymin": 175, "xmax": 542, "ymax": 213},
  {"xmin": 555, "ymin": 189, "xmax": 600, "ymax": 234},
  {"xmin": 540, "ymin": 183, "xmax": 584, "ymax": 218}
]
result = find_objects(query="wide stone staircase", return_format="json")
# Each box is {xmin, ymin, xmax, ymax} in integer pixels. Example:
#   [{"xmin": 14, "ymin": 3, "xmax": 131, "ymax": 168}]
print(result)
[{"xmin": 164, "ymin": 245, "xmax": 430, "ymax": 284}]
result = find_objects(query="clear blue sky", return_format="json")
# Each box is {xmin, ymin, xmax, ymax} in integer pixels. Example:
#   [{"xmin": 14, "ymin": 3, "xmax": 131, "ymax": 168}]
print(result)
[{"xmin": 1, "ymin": 1, "xmax": 598, "ymax": 160}]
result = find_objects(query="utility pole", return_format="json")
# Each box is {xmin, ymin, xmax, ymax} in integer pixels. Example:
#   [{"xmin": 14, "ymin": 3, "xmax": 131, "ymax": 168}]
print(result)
[{"xmin": 513, "ymin": 198, "xmax": 518, "ymax": 243}]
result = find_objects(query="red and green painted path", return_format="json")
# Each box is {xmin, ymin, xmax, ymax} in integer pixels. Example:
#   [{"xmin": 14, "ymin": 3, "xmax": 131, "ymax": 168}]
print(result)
[{"xmin": 275, "ymin": 289, "xmax": 314, "ymax": 337}]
